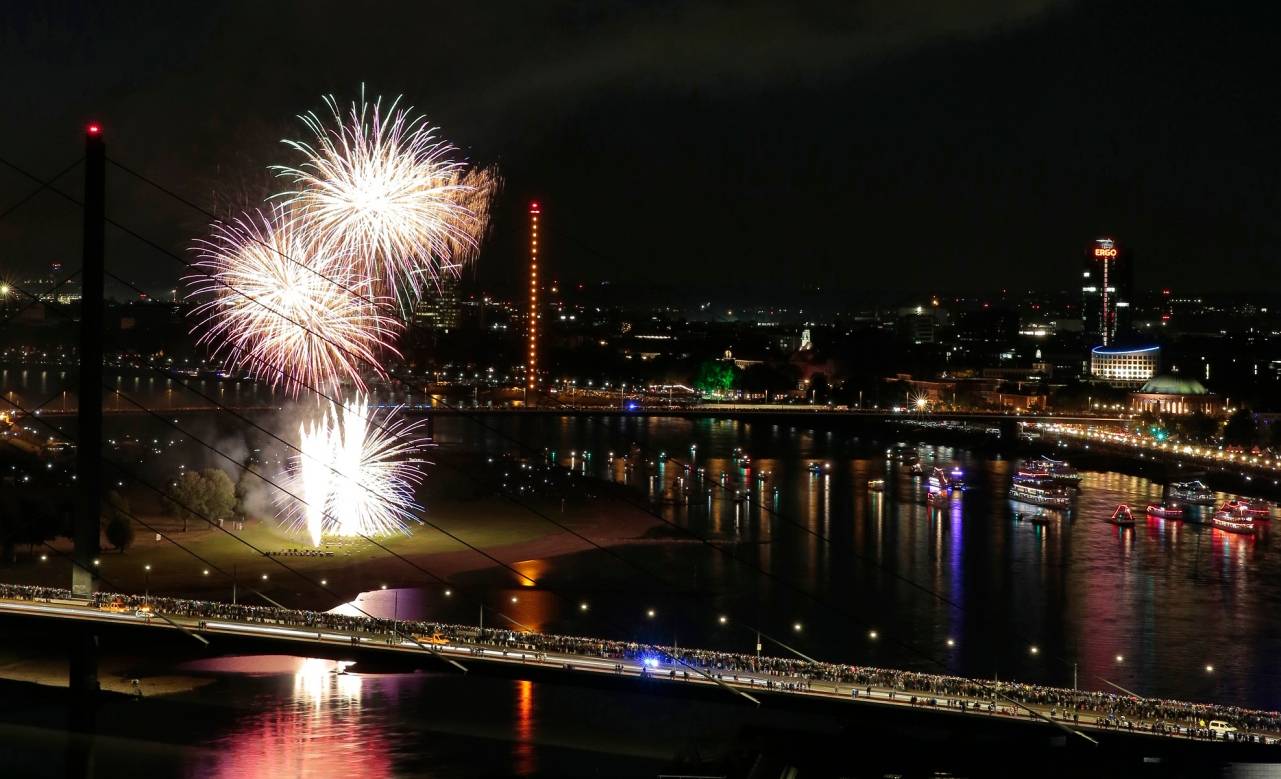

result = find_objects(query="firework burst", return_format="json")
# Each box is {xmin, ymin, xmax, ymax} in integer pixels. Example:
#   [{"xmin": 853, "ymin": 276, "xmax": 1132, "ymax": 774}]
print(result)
[
  {"xmin": 187, "ymin": 205, "xmax": 401, "ymax": 396},
  {"xmin": 274, "ymin": 91, "xmax": 494, "ymax": 303},
  {"xmin": 279, "ymin": 397, "xmax": 427, "ymax": 544}
]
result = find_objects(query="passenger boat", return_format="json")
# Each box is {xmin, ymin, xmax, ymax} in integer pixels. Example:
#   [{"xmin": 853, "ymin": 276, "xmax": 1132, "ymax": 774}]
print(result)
[
  {"xmin": 1009, "ymin": 482, "xmax": 1072, "ymax": 508},
  {"xmin": 867, "ymin": 479, "xmax": 885, "ymax": 492},
  {"xmin": 927, "ymin": 467, "xmax": 952, "ymax": 492},
  {"xmin": 1013, "ymin": 467, "xmax": 1055, "ymax": 488},
  {"xmin": 1168, "ymin": 480, "xmax": 1215, "ymax": 505},
  {"xmin": 1221, "ymin": 499, "xmax": 1270, "ymax": 518},
  {"xmin": 807, "ymin": 462, "xmax": 830, "ymax": 474},
  {"xmin": 1145, "ymin": 504, "xmax": 1184, "ymax": 519},
  {"xmin": 1038, "ymin": 456, "xmax": 1081, "ymax": 485},
  {"xmin": 1105, "ymin": 504, "xmax": 1136, "ymax": 526},
  {"xmin": 1210, "ymin": 509, "xmax": 1255, "ymax": 535}
]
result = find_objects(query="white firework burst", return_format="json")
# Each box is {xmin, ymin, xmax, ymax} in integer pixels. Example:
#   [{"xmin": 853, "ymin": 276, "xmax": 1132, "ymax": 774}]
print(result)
[
  {"xmin": 274, "ymin": 90, "xmax": 494, "ymax": 304},
  {"xmin": 187, "ymin": 205, "xmax": 401, "ymax": 396},
  {"xmin": 279, "ymin": 396, "xmax": 427, "ymax": 544}
]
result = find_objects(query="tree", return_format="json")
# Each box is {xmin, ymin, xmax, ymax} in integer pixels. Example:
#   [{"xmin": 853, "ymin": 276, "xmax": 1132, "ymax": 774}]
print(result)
[
  {"xmin": 1176, "ymin": 411, "xmax": 1219, "ymax": 443},
  {"xmin": 0, "ymin": 489, "xmax": 65, "ymax": 561},
  {"xmin": 101, "ymin": 490, "xmax": 134, "ymax": 552},
  {"xmin": 693, "ymin": 361, "xmax": 738, "ymax": 397},
  {"xmin": 808, "ymin": 373, "xmax": 830, "ymax": 404},
  {"xmin": 739, "ymin": 363, "xmax": 797, "ymax": 397},
  {"xmin": 202, "ymin": 468, "xmax": 236, "ymax": 524},
  {"xmin": 1223, "ymin": 409, "xmax": 1258, "ymax": 448},
  {"xmin": 164, "ymin": 468, "xmax": 238, "ymax": 531}
]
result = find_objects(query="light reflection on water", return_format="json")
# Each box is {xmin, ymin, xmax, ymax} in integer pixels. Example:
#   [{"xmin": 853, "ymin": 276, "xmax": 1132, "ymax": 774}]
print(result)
[{"xmin": 181, "ymin": 656, "xmax": 390, "ymax": 779}]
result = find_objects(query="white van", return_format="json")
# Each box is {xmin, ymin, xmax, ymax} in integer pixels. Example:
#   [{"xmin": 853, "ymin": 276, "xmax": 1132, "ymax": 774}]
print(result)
[{"xmin": 1209, "ymin": 720, "xmax": 1238, "ymax": 737}]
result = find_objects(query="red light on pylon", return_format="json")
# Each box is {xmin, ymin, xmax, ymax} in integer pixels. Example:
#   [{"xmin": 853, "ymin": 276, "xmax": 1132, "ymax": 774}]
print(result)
[{"xmin": 87, "ymin": 123, "xmax": 101, "ymax": 136}]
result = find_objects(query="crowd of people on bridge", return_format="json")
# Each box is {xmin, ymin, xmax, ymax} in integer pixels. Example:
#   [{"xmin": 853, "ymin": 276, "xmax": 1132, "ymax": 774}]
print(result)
[{"xmin": 1, "ymin": 582, "xmax": 1276, "ymax": 742}]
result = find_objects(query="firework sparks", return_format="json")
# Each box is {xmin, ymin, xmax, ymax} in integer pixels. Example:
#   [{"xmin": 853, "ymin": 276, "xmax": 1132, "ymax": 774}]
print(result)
[
  {"xmin": 274, "ymin": 91, "xmax": 494, "ymax": 304},
  {"xmin": 187, "ymin": 206, "xmax": 401, "ymax": 396},
  {"xmin": 280, "ymin": 397, "xmax": 427, "ymax": 542}
]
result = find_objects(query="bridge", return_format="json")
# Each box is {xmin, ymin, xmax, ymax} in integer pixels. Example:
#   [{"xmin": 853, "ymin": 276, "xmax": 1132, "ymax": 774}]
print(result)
[{"xmin": 1, "ymin": 585, "xmax": 1276, "ymax": 754}]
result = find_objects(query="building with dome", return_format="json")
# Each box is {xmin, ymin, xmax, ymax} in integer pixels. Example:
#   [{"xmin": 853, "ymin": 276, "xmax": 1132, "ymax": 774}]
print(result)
[{"xmin": 1129, "ymin": 374, "xmax": 1220, "ymax": 415}]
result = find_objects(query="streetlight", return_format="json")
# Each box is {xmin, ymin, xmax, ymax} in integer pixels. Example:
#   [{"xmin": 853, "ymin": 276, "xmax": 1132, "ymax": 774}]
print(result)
[
  {"xmin": 580, "ymin": 602, "xmax": 589, "ymax": 611},
  {"xmin": 1115, "ymin": 654, "xmax": 1125, "ymax": 663},
  {"xmin": 444, "ymin": 588, "xmax": 452, "ymax": 597},
  {"xmin": 868, "ymin": 629, "xmax": 878, "ymax": 640},
  {"xmin": 793, "ymin": 622, "xmax": 803, "ymax": 633},
  {"xmin": 320, "ymin": 579, "xmax": 328, "ymax": 586},
  {"xmin": 718, "ymin": 615, "xmax": 728, "ymax": 625},
  {"xmin": 510, "ymin": 596, "xmax": 518, "ymax": 604},
  {"xmin": 1029, "ymin": 645, "xmax": 1039, "ymax": 656},
  {"xmin": 1205, "ymin": 664, "xmax": 1215, "ymax": 673},
  {"xmin": 946, "ymin": 638, "xmax": 956, "ymax": 648},
  {"xmin": 144, "ymin": 564, "xmax": 152, "ymax": 600},
  {"xmin": 646, "ymin": 609, "xmax": 656, "ymax": 618}
]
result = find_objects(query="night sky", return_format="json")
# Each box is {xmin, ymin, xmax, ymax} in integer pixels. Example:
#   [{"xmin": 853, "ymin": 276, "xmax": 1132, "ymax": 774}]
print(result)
[{"xmin": 2, "ymin": 0, "xmax": 1279, "ymax": 300}]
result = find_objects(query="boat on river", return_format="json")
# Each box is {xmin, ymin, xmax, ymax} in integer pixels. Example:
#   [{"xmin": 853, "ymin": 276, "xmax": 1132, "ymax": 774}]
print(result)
[
  {"xmin": 1210, "ymin": 508, "xmax": 1256, "ymax": 535},
  {"xmin": 1105, "ymin": 504, "xmax": 1136, "ymax": 526},
  {"xmin": 1168, "ymin": 480, "xmax": 1215, "ymax": 505},
  {"xmin": 867, "ymin": 479, "xmax": 885, "ymax": 492},
  {"xmin": 1009, "ymin": 482, "xmax": 1072, "ymax": 508},
  {"xmin": 1146, "ymin": 504, "xmax": 1184, "ymax": 519},
  {"xmin": 1221, "ymin": 498, "xmax": 1270, "ymax": 518},
  {"xmin": 1038, "ymin": 456, "xmax": 1081, "ymax": 485}
]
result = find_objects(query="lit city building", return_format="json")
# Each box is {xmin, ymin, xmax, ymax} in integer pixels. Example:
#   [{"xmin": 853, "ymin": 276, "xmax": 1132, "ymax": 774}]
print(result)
[
  {"xmin": 1081, "ymin": 237, "xmax": 1133, "ymax": 347},
  {"xmin": 412, "ymin": 269, "xmax": 461, "ymax": 333},
  {"xmin": 1090, "ymin": 344, "xmax": 1159, "ymax": 386},
  {"xmin": 1129, "ymin": 374, "xmax": 1219, "ymax": 415}
]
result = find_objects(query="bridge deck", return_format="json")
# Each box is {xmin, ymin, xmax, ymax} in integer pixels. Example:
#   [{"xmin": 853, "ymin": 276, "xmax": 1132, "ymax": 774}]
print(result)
[{"xmin": 0, "ymin": 595, "xmax": 1272, "ymax": 749}]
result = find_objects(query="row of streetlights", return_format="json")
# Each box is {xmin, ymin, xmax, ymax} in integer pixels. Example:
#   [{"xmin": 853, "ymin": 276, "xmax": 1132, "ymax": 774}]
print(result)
[{"xmin": 37, "ymin": 557, "xmax": 1226, "ymax": 684}]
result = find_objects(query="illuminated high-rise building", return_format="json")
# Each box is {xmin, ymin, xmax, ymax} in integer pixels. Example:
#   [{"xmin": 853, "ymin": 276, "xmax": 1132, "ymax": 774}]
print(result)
[
  {"xmin": 527, "ymin": 202, "xmax": 540, "ymax": 395},
  {"xmin": 1081, "ymin": 237, "xmax": 1133, "ymax": 347},
  {"xmin": 412, "ymin": 268, "xmax": 461, "ymax": 333}
]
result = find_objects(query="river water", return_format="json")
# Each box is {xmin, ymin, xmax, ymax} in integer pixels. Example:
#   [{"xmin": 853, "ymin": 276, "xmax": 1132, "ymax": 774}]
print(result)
[{"xmin": 6, "ymin": 383, "xmax": 1281, "ymax": 775}]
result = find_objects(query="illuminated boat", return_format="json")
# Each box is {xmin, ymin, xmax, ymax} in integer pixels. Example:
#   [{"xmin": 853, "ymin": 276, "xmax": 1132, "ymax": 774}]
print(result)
[
  {"xmin": 1145, "ymin": 504, "xmax": 1183, "ymax": 519},
  {"xmin": 808, "ymin": 462, "xmax": 830, "ymax": 474},
  {"xmin": 1221, "ymin": 499, "xmax": 1270, "ymax": 518},
  {"xmin": 1009, "ymin": 482, "xmax": 1072, "ymax": 508},
  {"xmin": 1210, "ymin": 510, "xmax": 1255, "ymax": 535},
  {"xmin": 1038, "ymin": 456, "xmax": 1081, "ymax": 485},
  {"xmin": 1168, "ymin": 480, "xmax": 1215, "ymax": 505},
  {"xmin": 867, "ymin": 479, "xmax": 885, "ymax": 492},
  {"xmin": 1105, "ymin": 504, "xmax": 1136, "ymax": 526},
  {"xmin": 927, "ymin": 467, "xmax": 951, "ymax": 492}
]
